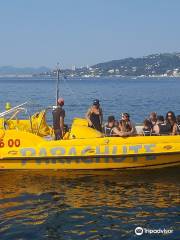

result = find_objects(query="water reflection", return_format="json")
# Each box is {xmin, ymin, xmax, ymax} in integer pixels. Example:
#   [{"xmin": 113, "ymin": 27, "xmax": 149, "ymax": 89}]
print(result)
[{"xmin": 0, "ymin": 168, "xmax": 179, "ymax": 239}]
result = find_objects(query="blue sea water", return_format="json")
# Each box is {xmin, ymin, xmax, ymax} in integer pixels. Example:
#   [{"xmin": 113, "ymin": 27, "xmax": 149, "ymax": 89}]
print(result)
[
  {"xmin": 1, "ymin": 76, "xmax": 180, "ymax": 123},
  {"xmin": 0, "ymin": 77, "xmax": 180, "ymax": 239}
]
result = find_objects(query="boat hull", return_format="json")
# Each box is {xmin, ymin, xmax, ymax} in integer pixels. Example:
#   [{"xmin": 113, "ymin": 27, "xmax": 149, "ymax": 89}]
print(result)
[
  {"xmin": 1, "ymin": 153, "xmax": 180, "ymax": 170},
  {"xmin": 1, "ymin": 130, "xmax": 180, "ymax": 170}
]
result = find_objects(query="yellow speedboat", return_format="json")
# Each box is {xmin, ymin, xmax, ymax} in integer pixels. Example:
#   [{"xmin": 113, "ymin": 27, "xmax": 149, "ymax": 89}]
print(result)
[{"xmin": 0, "ymin": 105, "xmax": 180, "ymax": 170}]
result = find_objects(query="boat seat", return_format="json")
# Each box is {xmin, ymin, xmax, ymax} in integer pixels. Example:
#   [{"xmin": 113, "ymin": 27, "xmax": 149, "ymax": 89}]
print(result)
[
  {"xmin": 135, "ymin": 125, "xmax": 143, "ymax": 134},
  {"xmin": 69, "ymin": 118, "xmax": 103, "ymax": 139}
]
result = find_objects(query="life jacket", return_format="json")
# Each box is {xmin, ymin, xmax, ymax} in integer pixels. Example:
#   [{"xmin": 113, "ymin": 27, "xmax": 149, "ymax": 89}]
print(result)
[
  {"xmin": 158, "ymin": 122, "xmax": 171, "ymax": 135},
  {"xmin": 142, "ymin": 127, "xmax": 151, "ymax": 136},
  {"xmin": 103, "ymin": 124, "xmax": 114, "ymax": 136}
]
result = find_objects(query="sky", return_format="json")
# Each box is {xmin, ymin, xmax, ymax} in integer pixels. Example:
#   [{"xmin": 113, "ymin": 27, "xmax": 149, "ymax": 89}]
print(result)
[{"xmin": 0, "ymin": 0, "xmax": 180, "ymax": 68}]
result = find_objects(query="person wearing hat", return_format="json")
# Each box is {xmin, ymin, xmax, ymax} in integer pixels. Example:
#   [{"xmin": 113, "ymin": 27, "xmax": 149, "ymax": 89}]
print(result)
[
  {"xmin": 52, "ymin": 98, "xmax": 65, "ymax": 140},
  {"xmin": 85, "ymin": 99, "xmax": 103, "ymax": 132}
]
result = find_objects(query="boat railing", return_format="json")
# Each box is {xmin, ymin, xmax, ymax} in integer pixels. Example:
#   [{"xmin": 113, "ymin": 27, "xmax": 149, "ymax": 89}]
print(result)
[{"xmin": 0, "ymin": 102, "xmax": 28, "ymax": 118}]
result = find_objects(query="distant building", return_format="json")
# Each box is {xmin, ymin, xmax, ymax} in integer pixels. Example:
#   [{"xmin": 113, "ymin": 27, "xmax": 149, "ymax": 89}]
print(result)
[
  {"xmin": 72, "ymin": 65, "xmax": 76, "ymax": 71},
  {"xmin": 173, "ymin": 68, "xmax": 180, "ymax": 76},
  {"xmin": 108, "ymin": 69, "xmax": 115, "ymax": 73}
]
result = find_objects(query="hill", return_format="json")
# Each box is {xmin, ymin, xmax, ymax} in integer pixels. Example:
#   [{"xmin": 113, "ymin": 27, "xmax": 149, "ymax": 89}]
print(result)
[
  {"xmin": 90, "ymin": 53, "xmax": 180, "ymax": 77},
  {"xmin": 1, "ymin": 53, "xmax": 180, "ymax": 77}
]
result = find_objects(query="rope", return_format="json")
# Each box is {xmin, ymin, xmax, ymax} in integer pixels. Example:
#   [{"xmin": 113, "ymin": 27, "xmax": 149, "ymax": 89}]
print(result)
[{"xmin": 61, "ymin": 75, "xmax": 82, "ymax": 106}]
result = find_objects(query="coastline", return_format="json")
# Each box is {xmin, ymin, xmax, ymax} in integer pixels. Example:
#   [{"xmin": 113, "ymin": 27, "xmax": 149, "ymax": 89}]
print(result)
[{"xmin": 0, "ymin": 75, "xmax": 180, "ymax": 80}]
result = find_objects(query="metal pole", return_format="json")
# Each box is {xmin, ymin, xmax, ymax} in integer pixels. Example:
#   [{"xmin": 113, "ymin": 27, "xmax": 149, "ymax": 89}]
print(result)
[{"xmin": 56, "ymin": 63, "xmax": 60, "ymax": 106}]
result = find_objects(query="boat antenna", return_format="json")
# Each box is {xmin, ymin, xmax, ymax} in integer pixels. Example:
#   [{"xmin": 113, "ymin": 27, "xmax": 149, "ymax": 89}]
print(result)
[{"xmin": 56, "ymin": 62, "xmax": 61, "ymax": 106}]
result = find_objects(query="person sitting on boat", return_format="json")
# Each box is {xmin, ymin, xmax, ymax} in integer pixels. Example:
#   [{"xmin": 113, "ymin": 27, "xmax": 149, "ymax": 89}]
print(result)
[
  {"xmin": 85, "ymin": 99, "xmax": 103, "ymax": 132},
  {"xmin": 119, "ymin": 113, "xmax": 136, "ymax": 136},
  {"xmin": 149, "ymin": 112, "xmax": 157, "ymax": 128},
  {"xmin": 176, "ymin": 115, "xmax": 180, "ymax": 134},
  {"xmin": 103, "ymin": 116, "xmax": 117, "ymax": 136},
  {"xmin": 103, "ymin": 116, "xmax": 129, "ymax": 137},
  {"xmin": 153, "ymin": 115, "xmax": 171, "ymax": 135},
  {"xmin": 141, "ymin": 119, "xmax": 152, "ymax": 136},
  {"xmin": 165, "ymin": 111, "xmax": 177, "ymax": 135},
  {"xmin": 52, "ymin": 98, "xmax": 65, "ymax": 140}
]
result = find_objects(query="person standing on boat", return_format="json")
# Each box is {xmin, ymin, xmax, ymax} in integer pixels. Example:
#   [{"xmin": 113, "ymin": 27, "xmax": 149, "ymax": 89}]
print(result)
[
  {"xmin": 52, "ymin": 98, "xmax": 65, "ymax": 140},
  {"xmin": 85, "ymin": 99, "xmax": 103, "ymax": 132}
]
